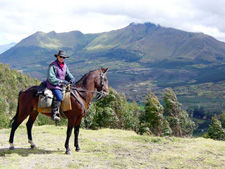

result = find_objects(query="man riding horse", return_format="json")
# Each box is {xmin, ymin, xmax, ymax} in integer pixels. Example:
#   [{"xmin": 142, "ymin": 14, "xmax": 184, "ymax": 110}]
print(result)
[{"xmin": 46, "ymin": 50, "xmax": 75, "ymax": 121}]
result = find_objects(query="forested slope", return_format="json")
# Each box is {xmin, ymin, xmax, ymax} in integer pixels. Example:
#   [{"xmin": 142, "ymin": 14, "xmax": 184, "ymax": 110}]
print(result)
[{"xmin": 0, "ymin": 63, "xmax": 40, "ymax": 128}]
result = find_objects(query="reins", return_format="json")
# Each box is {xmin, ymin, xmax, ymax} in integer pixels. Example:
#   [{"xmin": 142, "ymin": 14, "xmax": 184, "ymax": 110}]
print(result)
[
  {"xmin": 70, "ymin": 87, "xmax": 103, "ymax": 95},
  {"xmin": 69, "ymin": 69, "xmax": 107, "ymax": 113},
  {"xmin": 70, "ymin": 89, "xmax": 87, "ymax": 113}
]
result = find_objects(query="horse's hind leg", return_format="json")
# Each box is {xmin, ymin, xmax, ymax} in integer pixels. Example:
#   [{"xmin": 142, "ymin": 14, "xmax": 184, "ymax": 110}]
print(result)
[
  {"xmin": 9, "ymin": 119, "xmax": 19, "ymax": 150},
  {"xmin": 9, "ymin": 104, "xmax": 34, "ymax": 150},
  {"xmin": 9, "ymin": 113, "xmax": 29, "ymax": 150},
  {"xmin": 26, "ymin": 111, "xmax": 39, "ymax": 149}
]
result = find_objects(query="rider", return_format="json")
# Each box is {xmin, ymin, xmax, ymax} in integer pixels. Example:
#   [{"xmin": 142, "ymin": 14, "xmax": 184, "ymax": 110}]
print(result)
[{"xmin": 46, "ymin": 50, "xmax": 75, "ymax": 121}]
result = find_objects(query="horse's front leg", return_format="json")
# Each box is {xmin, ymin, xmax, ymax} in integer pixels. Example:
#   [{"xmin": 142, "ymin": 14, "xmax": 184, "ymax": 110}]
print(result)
[
  {"xmin": 74, "ymin": 126, "xmax": 80, "ymax": 151},
  {"xmin": 74, "ymin": 116, "xmax": 83, "ymax": 152},
  {"xmin": 65, "ymin": 126, "xmax": 73, "ymax": 155}
]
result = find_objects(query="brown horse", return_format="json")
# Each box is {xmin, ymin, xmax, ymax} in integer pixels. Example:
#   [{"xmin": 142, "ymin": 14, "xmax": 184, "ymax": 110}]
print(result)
[{"xmin": 9, "ymin": 68, "xmax": 109, "ymax": 155}]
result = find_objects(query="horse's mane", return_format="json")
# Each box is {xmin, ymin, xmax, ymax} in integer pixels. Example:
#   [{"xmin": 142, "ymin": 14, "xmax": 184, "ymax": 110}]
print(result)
[{"xmin": 73, "ymin": 69, "xmax": 97, "ymax": 86}]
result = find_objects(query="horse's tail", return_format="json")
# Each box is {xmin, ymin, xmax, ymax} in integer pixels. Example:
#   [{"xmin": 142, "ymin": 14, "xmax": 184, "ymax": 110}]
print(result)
[{"xmin": 10, "ymin": 91, "xmax": 22, "ymax": 124}]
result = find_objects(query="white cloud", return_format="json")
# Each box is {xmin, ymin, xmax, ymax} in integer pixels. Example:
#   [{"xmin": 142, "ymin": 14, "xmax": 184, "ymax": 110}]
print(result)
[{"xmin": 1, "ymin": 0, "xmax": 225, "ymax": 45}]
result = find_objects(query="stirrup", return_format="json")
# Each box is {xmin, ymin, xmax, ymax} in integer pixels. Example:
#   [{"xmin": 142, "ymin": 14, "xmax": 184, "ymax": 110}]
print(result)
[{"xmin": 51, "ymin": 114, "xmax": 60, "ymax": 122}]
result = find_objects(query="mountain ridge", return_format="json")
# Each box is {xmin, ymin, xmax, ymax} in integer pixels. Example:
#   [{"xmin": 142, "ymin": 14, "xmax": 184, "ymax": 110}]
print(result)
[
  {"xmin": 1, "ymin": 22, "xmax": 225, "ymax": 110},
  {"xmin": 0, "ymin": 43, "xmax": 16, "ymax": 54}
]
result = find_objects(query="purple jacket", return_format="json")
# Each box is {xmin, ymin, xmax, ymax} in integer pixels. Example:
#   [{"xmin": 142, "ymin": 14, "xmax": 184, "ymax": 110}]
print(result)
[{"xmin": 46, "ymin": 60, "xmax": 67, "ymax": 90}]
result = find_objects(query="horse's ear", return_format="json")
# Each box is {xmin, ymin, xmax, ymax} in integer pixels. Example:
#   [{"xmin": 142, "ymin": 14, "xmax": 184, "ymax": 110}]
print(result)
[{"xmin": 102, "ymin": 68, "xmax": 108, "ymax": 73}]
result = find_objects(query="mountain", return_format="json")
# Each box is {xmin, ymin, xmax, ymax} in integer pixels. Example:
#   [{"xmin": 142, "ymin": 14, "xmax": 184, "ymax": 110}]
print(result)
[
  {"xmin": 0, "ymin": 43, "xmax": 16, "ymax": 54},
  {"xmin": 1, "ymin": 22, "xmax": 225, "ymax": 111}
]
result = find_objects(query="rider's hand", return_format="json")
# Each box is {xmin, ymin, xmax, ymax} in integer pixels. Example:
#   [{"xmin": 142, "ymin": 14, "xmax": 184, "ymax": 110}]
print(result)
[
  {"xmin": 61, "ymin": 80, "xmax": 70, "ymax": 85},
  {"xmin": 69, "ymin": 78, "xmax": 76, "ymax": 84}
]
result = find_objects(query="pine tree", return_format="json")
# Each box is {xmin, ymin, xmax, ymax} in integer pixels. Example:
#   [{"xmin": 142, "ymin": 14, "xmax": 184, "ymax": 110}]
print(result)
[
  {"xmin": 139, "ymin": 91, "xmax": 164, "ymax": 136},
  {"xmin": 162, "ymin": 119, "xmax": 172, "ymax": 136},
  {"xmin": 179, "ymin": 110, "xmax": 196, "ymax": 136},
  {"xmin": 164, "ymin": 88, "xmax": 182, "ymax": 136},
  {"xmin": 221, "ymin": 111, "xmax": 225, "ymax": 128},
  {"xmin": 163, "ymin": 88, "xmax": 196, "ymax": 137},
  {"xmin": 205, "ymin": 114, "xmax": 225, "ymax": 140}
]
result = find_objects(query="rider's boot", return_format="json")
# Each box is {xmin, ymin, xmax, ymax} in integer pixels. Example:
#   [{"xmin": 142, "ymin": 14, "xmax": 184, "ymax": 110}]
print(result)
[{"xmin": 51, "ymin": 100, "xmax": 61, "ymax": 121}]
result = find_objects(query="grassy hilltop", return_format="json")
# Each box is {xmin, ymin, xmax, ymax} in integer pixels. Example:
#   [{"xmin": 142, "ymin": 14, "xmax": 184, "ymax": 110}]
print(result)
[{"xmin": 0, "ymin": 125, "xmax": 224, "ymax": 168}]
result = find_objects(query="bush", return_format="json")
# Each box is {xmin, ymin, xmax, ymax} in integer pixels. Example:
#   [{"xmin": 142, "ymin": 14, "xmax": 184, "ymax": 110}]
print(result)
[{"xmin": 138, "ymin": 123, "xmax": 152, "ymax": 135}]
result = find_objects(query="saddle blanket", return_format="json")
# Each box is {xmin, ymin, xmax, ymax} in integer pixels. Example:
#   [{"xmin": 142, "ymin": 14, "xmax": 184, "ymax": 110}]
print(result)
[{"xmin": 37, "ymin": 91, "xmax": 72, "ymax": 114}]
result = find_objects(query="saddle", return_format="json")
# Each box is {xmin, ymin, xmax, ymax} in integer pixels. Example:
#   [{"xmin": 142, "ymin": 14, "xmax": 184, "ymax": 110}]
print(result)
[{"xmin": 36, "ymin": 81, "xmax": 72, "ymax": 114}]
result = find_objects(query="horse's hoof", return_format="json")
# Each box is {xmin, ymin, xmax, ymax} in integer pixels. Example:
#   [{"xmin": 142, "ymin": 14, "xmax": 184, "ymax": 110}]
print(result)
[
  {"xmin": 65, "ymin": 150, "xmax": 72, "ymax": 155},
  {"xmin": 75, "ymin": 147, "xmax": 80, "ymax": 152},
  {"xmin": 31, "ymin": 144, "xmax": 36, "ymax": 149},
  {"xmin": 9, "ymin": 143, "xmax": 14, "ymax": 150},
  {"xmin": 28, "ymin": 140, "xmax": 36, "ymax": 149},
  {"xmin": 9, "ymin": 146, "xmax": 15, "ymax": 150}
]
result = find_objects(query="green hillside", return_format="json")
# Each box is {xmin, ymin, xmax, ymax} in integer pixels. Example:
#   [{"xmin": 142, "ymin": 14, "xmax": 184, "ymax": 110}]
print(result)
[
  {"xmin": 0, "ymin": 126, "xmax": 224, "ymax": 168},
  {"xmin": 1, "ymin": 22, "xmax": 225, "ymax": 111},
  {"xmin": 0, "ymin": 63, "xmax": 40, "ymax": 127}
]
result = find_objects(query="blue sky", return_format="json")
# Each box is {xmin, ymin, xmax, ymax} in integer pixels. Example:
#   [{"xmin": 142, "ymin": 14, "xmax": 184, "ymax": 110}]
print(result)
[{"xmin": 1, "ymin": 0, "xmax": 225, "ymax": 45}]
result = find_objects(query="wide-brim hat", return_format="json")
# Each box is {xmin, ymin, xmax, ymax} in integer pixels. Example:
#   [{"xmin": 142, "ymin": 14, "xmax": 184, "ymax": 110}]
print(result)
[{"xmin": 54, "ymin": 50, "xmax": 69, "ymax": 58}]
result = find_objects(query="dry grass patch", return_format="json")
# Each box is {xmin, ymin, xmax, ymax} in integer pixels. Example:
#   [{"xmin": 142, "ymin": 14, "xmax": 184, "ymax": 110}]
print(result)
[{"xmin": 0, "ymin": 125, "xmax": 224, "ymax": 168}]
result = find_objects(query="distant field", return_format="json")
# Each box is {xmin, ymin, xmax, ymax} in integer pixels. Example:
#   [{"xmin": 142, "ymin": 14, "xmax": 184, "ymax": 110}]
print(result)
[{"xmin": 0, "ymin": 125, "xmax": 224, "ymax": 168}]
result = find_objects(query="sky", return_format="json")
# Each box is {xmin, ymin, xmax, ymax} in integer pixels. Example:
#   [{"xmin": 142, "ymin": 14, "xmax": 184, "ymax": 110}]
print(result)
[{"xmin": 1, "ymin": 0, "xmax": 225, "ymax": 45}]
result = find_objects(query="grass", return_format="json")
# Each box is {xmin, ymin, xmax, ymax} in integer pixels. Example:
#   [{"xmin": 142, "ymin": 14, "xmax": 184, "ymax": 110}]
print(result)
[{"xmin": 0, "ymin": 125, "xmax": 225, "ymax": 168}]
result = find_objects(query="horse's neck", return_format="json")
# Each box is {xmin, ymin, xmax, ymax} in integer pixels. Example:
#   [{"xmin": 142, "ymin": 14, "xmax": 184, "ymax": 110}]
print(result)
[
  {"xmin": 74, "ymin": 73, "xmax": 96, "ymax": 102},
  {"xmin": 75, "ymin": 77, "xmax": 95, "ymax": 92}
]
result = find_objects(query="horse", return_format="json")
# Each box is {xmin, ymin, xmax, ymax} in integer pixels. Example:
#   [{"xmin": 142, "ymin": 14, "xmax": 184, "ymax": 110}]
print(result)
[{"xmin": 9, "ymin": 68, "xmax": 109, "ymax": 155}]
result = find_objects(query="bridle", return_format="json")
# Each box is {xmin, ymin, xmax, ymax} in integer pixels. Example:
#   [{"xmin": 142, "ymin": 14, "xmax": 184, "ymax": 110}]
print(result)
[
  {"xmin": 69, "ymin": 69, "xmax": 108, "ymax": 112},
  {"xmin": 97, "ymin": 68, "xmax": 108, "ymax": 99},
  {"xmin": 71, "ymin": 69, "xmax": 107, "ymax": 98}
]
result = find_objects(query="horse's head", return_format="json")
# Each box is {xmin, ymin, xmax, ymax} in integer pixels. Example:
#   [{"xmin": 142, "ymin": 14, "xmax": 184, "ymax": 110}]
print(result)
[{"xmin": 95, "ymin": 68, "xmax": 109, "ymax": 98}]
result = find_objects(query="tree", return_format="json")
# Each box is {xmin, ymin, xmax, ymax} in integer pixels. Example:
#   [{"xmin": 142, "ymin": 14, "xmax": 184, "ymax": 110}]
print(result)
[
  {"xmin": 0, "ymin": 97, "xmax": 9, "ymax": 128},
  {"xmin": 179, "ymin": 110, "xmax": 196, "ymax": 136},
  {"xmin": 163, "ymin": 88, "xmax": 196, "ymax": 137},
  {"xmin": 139, "ymin": 91, "xmax": 164, "ymax": 136},
  {"xmin": 204, "ymin": 114, "xmax": 225, "ymax": 140},
  {"xmin": 221, "ymin": 111, "xmax": 225, "ymax": 128},
  {"xmin": 0, "ymin": 63, "xmax": 40, "ymax": 128},
  {"xmin": 83, "ymin": 87, "xmax": 139, "ymax": 130},
  {"xmin": 127, "ymin": 101, "xmax": 140, "ymax": 132},
  {"xmin": 164, "ymin": 88, "xmax": 182, "ymax": 136},
  {"xmin": 162, "ymin": 119, "xmax": 172, "ymax": 136}
]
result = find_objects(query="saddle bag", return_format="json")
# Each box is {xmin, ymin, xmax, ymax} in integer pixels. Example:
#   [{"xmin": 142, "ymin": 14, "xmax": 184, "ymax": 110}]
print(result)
[{"xmin": 38, "ymin": 88, "xmax": 54, "ymax": 108}]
